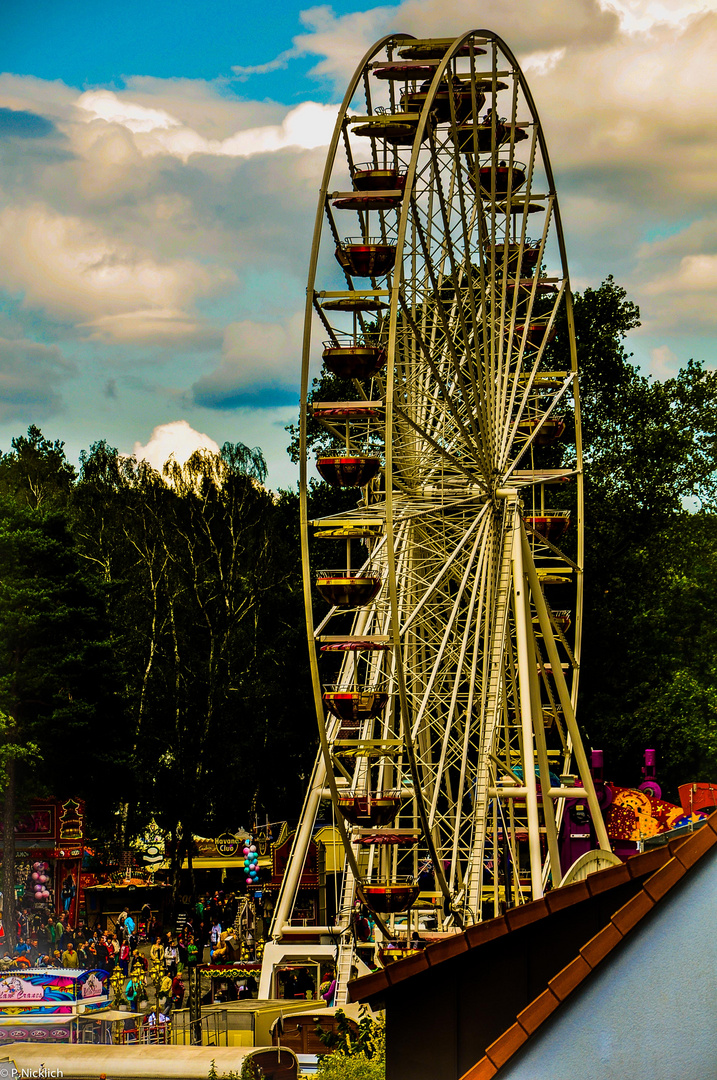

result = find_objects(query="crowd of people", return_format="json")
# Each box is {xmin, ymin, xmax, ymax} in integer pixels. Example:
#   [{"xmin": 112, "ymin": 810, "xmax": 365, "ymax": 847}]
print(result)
[{"xmin": 0, "ymin": 888, "xmax": 262, "ymax": 1009}]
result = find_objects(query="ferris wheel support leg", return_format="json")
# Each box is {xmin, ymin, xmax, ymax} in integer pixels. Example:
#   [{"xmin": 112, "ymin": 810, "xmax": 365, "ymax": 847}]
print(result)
[
  {"xmin": 510, "ymin": 507, "xmax": 543, "ymax": 901},
  {"xmin": 525, "ymin": 596, "xmax": 562, "ymax": 889},
  {"xmin": 521, "ymin": 531, "xmax": 612, "ymax": 854}
]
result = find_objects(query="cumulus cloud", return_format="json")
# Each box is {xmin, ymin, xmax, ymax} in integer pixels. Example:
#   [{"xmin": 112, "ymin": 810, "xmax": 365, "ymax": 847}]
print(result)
[
  {"xmin": 133, "ymin": 419, "xmax": 220, "ymax": 471},
  {"xmin": 0, "ymin": 204, "xmax": 232, "ymax": 339},
  {"xmin": 76, "ymin": 90, "xmax": 338, "ymax": 162},
  {"xmin": 288, "ymin": 0, "xmax": 619, "ymax": 88},
  {"xmin": 0, "ymin": 73, "xmax": 76, "ymax": 121},
  {"xmin": 632, "ymin": 218, "xmax": 717, "ymax": 333},
  {"xmin": 192, "ymin": 313, "xmax": 304, "ymax": 408},
  {"xmin": 599, "ymin": 0, "xmax": 717, "ymax": 32},
  {"xmin": 0, "ymin": 337, "xmax": 75, "ymax": 420}
]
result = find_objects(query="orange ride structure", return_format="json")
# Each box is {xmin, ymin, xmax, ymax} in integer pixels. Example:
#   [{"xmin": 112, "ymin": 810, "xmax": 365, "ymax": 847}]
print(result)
[{"xmin": 259, "ymin": 29, "xmax": 618, "ymax": 1004}]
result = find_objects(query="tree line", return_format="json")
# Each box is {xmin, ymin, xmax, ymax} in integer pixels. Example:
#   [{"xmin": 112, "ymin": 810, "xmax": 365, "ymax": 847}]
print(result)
[
  {"xmin": 0, "ymin": 276, "xmax": 715, "ymax": 939},
  {"xmin": 0, "ymin": 432, "xmax": 318, "ymax": 935}
]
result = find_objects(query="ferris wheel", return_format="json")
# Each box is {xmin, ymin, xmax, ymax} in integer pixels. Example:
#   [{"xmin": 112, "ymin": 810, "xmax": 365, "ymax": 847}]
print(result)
[{"xmin": 263, "ymin": 29, "xmax": 613, "ymax": 1000}]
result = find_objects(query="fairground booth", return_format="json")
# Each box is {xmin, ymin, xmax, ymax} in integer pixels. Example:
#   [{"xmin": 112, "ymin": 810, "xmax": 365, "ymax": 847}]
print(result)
[
  {"xmin": 0, "ymin": 798, "xmax": 88, "ymax": 924},
  {"xmin": 0, "ymin": 967, "xmax": 111, "ymax": 1045}
]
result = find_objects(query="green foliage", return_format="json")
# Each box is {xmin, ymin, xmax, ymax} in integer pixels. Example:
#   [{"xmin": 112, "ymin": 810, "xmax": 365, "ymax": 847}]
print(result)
[
  {"xmin": 316, "ymin": 1009, "xmax": 386, "ymax": 1080},
  {"xmin": 0, "ymin": 425, "xmax": 76, "ymax": 509},
  {"xmin": 317, "ymin": 1006, "xmax": 386, "ymax": 1075},
  {"xmin": 0, "ymin": 483, "xmax": 124, "ymax": 815},
  {"xmin": 316, "ymin": 1056, "xmax": 385, "ymax": 1080},
  {"xmin": 239, "ymin": 1059, "xmax": 261, "ymax": 1080},
  {"xmin": 546, "ymin": 277, "xmax": 717, "ymax": 793},
  {"xmin": 71, "ymin": 438, "xmax": 316, "ymax": 886},
  {"xmin": 206, "ymin": 1056, "xmax": 258, "ymax": 1080}
]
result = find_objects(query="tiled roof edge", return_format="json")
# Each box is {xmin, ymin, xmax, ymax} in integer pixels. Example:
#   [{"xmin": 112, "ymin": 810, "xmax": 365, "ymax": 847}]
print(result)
[
  {"xmin": 459, "ymin": 811, "xmax": 717, "ymax": 1080},
  {"xmin": 350, "ymin": 828, "xmax": 681, "ymax": 1003}
]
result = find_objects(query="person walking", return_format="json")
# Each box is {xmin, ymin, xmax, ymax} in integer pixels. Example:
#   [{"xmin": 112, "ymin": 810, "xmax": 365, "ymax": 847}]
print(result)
[
  {"xmin": 163, "ymin": 936, "xmax": 178, "ymax": 978},
  {"xmin": 61, "ymin": 875, "xmax": 76, "ymax": 915},
  {"xmin": 170, "ymin": 974, "xmax": 185, "ymax": 1010},
  {"xmin": 150, "ymin": 936, "xmax": 163, "ymax": 966},
  {"xmin": 109, "ymin": 933, "xmax": 120, "ymax": 970},
  {"xmin": 124, "ymin": 910, "xmax": 136, "ymax": 945},
  {"xmin": 115, "ymin": 907, "xmax": 128, "ymax": 937},
  {"xmin": 158, "ymin": 971, "xmax": 172, "ymax": 1014},
  {"xmin": 132, "ymin": 948, "xmax": 148, "ymax": 972}
]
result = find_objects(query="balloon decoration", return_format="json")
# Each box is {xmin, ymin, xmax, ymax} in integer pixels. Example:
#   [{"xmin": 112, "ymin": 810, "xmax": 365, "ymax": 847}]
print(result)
[
  {"xmin": 243, "ymin": 839, "xmax": 259, "ymax": 889},
  {"xmin": 31, "ymin": 862, "xmax": 51, "ymax": 901}
]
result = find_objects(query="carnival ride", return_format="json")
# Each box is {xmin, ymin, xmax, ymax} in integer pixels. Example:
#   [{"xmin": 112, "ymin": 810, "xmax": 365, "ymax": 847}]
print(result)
[{"xmin": 260, "ymin": 29, "xmax": 618, "ymax": 1004}]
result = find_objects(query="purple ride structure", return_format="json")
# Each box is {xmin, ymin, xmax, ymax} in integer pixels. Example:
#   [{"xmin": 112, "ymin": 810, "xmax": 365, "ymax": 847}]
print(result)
[{"xmin": 259, "ymin": 29, "xmax": 618, "ymax": 1004}]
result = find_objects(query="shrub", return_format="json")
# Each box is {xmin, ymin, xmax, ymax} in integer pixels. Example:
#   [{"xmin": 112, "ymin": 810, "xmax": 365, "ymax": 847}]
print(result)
[{"xmin": 315, "ymin": 1009, "xmax": 386, "ymax": 1080}]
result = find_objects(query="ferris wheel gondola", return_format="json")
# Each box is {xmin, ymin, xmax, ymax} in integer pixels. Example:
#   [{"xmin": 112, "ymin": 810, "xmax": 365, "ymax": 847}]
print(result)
[{"xmin": 261, "ymin": 28, "xmax": 612, "ymax": 1004}]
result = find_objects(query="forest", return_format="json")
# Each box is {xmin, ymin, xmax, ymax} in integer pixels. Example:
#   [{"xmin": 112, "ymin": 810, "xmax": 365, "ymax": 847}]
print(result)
[{"xmin": 0, "ymin": 277, "xmax": 716, "ymax": 900}]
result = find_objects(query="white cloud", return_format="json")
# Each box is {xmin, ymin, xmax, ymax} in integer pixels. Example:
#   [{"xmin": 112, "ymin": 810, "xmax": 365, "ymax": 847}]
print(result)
[
  {"xmin": 76, "ymin": 90, "xmax": 338, "ymax": 162},
  {"xmin": 76, "ymin": 91, "xmax": 180, "ymax": 134},
  {"xmin": 632, "ymin": 218, "xmax": 717, "ymax": 332},
  {"xmin": 133, "ymin": 419, "xmax": 220, "ymax": 471},
  {"xmin": 232, "ymin": 47, "xmax": 302, "ymax": 78},
  {"xmin": 598, "ymin": 0, "xmax": 717, "ymax": 32},
  {"xmin": 0, "ymin": 73, "xmax": 77, "ymax": 121},
  {"xmin": 290, "ymin": 0, "xmax": 619, "ymax": 88},
  {"xmin": 520, "ymin": 48, "xmax": 567, "ymax": 75},
  {"xmin": 644, "ymin": 253, "xmax": 717, "ymax": 295},
  {"xmin": 0, "ymin": 204, "xmax": 232, "ymax": 338},
  {"xmin": 80, "ymin": 310, "xmax": 220, "ymax": 346}
]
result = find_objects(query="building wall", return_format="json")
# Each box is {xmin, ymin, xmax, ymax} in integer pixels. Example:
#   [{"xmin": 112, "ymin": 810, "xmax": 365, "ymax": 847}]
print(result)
[{"xmin": 497, "ymin": 851, "xmax": 717, "ymax": 1080}]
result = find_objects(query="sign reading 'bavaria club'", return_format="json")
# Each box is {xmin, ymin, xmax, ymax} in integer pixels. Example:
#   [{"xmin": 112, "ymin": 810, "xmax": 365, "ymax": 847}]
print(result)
[{"xmin": 215, "ymin": 833, "xmax": 240, "ymax": 857}]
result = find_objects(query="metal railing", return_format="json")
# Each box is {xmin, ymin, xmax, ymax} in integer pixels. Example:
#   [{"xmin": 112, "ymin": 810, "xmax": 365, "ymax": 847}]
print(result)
[{"xmin": 170, "ymin": 1006, "xmax": 228, "ymax": 1046}]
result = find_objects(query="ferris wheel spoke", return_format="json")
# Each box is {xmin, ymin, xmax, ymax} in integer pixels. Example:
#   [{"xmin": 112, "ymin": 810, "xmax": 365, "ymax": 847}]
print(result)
[
  {"xmin": 502, "ymin": 362, "xmax": 573, "ymax": 478},
  {"xmin": 397, "ymin": 287, "xmax": 485, "ymax": 461},
  {"xmin": 408, "ymin": 516, "xmax": 490, "ymax": 743},
  {"xmin": 426, "ymin": 527, "xmax": 491, "ymax": 828},
  {"xmin": 407, "ymin": 196, "xmax": 488, "ymax": 443},
  {"xmin": 393, "ymin": 404, "xmax": 486, "ymax": 487}
]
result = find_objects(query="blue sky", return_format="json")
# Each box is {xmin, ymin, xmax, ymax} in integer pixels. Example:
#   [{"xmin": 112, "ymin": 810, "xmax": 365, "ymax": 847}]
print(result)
[
  {"xmin": 1, "ymin": 0, "xmax": 716, "ymax": 485},
  {"xmin": 3, "ymin": 0, "xmax": 325, "ymax": 97}
]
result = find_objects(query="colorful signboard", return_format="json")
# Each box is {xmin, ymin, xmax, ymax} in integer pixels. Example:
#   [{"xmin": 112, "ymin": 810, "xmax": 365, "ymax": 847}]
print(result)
[{"xmin": 0, "ymin": 969, "xmax": 109, "ymax": 1017}]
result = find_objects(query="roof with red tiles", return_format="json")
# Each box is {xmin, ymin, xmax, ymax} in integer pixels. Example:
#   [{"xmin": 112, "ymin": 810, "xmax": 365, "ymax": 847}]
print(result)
[{"xmin": 350, "ymin": 813, "xmax": 717, "ymax": 1079}]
